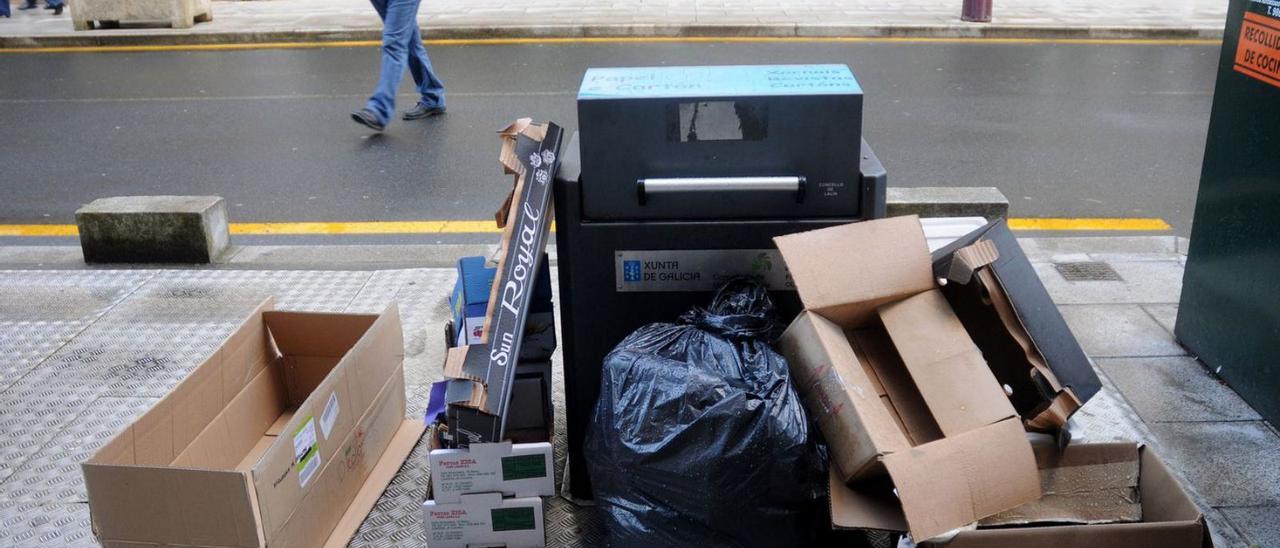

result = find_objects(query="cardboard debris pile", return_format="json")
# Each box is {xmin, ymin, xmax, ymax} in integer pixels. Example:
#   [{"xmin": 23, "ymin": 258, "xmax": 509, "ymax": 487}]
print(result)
[
  {"xmin": 438, "ymin": 119, "xmax": 563, "ymax": 447},
  {"xmin": 83, "ymin": 299, "xmax": 422, "ymax": 548},
  {"xmin": 772, "ymin": 216, "xmax": 1212, "ymax": 546},
  {"xmin": 420, "ymin": 120, "xmax": 565, "ymax": 548}
]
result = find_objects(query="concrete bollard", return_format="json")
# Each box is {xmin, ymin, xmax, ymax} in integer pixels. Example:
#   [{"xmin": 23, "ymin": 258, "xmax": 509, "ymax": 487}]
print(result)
[
  {"xmin": 886, "ymin": 187, "xmax": 1009, "ymax": 220},
  {"xmin": 75, "ymin": 196, "xmax": 230, "ymax": 264}
]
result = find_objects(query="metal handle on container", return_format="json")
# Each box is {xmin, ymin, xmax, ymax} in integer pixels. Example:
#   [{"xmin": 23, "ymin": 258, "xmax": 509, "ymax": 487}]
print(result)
[{"xmin": 637, "ymin": 176, "xmax": 806, "ymax": 205}]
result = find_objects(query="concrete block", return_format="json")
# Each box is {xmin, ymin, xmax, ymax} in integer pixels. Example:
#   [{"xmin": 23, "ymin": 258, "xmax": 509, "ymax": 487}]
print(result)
[
  {"xmin": 1097, "ymin": 356, "xmax": 1262, "ymax": 423},
  {"xmin": 75, "ymin": 196, "xmax": 229, "ymax": 264},
  {"xmin": 886, "ymin": 186, "xmax": 1008, "ymax": 220},
  {"xmin": 70, "ymin": 0, "xmax": 212, "ymax": 30},
  {"xmin": 1149, "ymin": 421, "xmax": 1280, "ymax": 507}
]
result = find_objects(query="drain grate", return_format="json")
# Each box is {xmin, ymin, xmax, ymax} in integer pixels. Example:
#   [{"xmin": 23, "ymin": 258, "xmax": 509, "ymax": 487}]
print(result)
[{"xmin": 1054, "ymin": 261, "xmax": 1123, "ymax": 282}]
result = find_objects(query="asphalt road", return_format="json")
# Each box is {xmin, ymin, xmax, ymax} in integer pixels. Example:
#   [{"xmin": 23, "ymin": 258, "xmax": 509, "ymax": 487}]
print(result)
[{"xmin": 0, "ymin": 40, "xmax": 1219, "ymax": 237}]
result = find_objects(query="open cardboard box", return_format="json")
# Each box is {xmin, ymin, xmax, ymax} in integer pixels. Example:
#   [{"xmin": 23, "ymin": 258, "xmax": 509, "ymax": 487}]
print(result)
[
  {"xmin": 914, "ymin": 442, "xmax": 1213, "ymax": 547},
  {"xmin": 774, "ymin": 216, "xmax": 1040, "ymax": 541},
  {"xmin": 82, "ymin": 298, "xmax": 425, "ymax": 548},
  {"xmin": 931, "ymin": 218, "xmax": 1101, "ymax": 433}
]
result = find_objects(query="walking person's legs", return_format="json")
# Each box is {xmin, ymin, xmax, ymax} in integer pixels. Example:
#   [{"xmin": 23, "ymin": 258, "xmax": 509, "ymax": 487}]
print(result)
[
  {"xmin": 352, "ymin": 0, "xmax": 421, "ymax": 130},
  {"xmin": 44, "ymin": 0, "xmax": 63, "ymax": 15},
  {"xmin": 1, "ymin": 0, "xmax": 10, "ymax": 18},
  {"xmin": 402, "ymin": 23, "xmax": 446, "ymax": 119}
]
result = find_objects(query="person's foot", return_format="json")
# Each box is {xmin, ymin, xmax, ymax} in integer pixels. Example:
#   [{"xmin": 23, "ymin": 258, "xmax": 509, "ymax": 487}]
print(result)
[
  {"xmin": 402, "ymin": 104, "xmax": 445, "ymax": 121},
  {"xmin": 51, "ymin": 5, "xmax": 62, "ymax": 14},
  {"xmin": 18, "ymin": 3, "xmax": 38, "ymax": 10},
  {"xmin": 351, "ymin": 108, "xmax": 385, "ymax": 131}
]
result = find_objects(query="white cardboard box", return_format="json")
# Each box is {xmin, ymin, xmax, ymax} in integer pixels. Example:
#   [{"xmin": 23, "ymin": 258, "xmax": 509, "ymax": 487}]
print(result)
[
  {"xmin": 422, "ymin": 492, "xmax": 545, "ymax": 548},
  {"xmin": 429, "ymin": 441, "xmax": 554, "ymax": 503}
]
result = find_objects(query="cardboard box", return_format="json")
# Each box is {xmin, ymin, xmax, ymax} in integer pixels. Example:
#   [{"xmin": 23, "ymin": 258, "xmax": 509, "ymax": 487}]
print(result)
[
  {"xmin": 917, "ymin": 443, "xmax": 1212, "ymax": 547},
  {"xmin": 451, "ymin": 256, "xmax": 496, "ymax": 347},
  {"xmin": 931, "ymin": 219, "xmax": 1102, "ymax": 432},
  {"xmin": 451, "ymin": 255, "xmax": 557, "ymax": 360},
  {"xmin": 773, "ymin": 216, "xmax": 1039, "ymax": 542},
  {"xmin": 429, "ymin": 441, "xmax": 555, "ymax": 503},
  {"xmin": 980, "ymin": 440, "xmax": 1141, "ymax": 527},
  {"xmin": 422, "ymin": 492, "xmax": 545, "ymax": 548},
  {"xmin": 82, "ymin": 299, "xmax": 425, "ymax": 548}
]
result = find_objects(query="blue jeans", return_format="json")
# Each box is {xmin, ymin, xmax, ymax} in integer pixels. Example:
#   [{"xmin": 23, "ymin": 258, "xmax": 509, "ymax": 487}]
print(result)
[
  {"xmin": 0, "ymin": 1, "xmax": 9, "ymax": 17},
  {"xmin": 364, "ymin": 0, "xmax": 445, "ymax": 126}
]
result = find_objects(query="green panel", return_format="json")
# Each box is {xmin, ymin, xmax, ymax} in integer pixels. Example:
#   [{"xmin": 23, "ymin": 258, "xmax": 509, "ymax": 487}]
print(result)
[
  {"xmin": 1177, "ymin": 0, "xmax": 1280, "ymax": 426},
  {"xmin": 501, "ymin": 454, "xmax": 548, "ymax": 481},
  {"xmin": 490, "ymin": 507, "xmax": 538, "ymax": 532}
]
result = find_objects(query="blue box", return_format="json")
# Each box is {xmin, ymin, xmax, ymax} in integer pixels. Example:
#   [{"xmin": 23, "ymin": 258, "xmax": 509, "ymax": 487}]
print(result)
[{"xmin": 450, "ymin": 256, "xmax": 555, "ymax": 359}]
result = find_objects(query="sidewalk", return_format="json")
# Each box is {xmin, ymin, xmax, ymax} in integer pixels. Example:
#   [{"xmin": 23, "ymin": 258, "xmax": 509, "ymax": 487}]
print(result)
[
  {"xmin": 0, "ymin": 0, "xmax": 1226, "ymax": 48},
  {"xmin": 0, "ymin": 236, "xmax": 1275, "ymax": 547}
]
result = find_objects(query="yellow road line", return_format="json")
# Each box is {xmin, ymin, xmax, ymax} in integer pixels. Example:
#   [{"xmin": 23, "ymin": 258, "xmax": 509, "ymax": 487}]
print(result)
[
  {"xmin": 0, "ymin": 217, "xmax": 1171, "ymax": 236},
  {"xmin": 1006, "ymin": 217, "xmax": 1172, "ymax": 231},
  {"xmin": 0, "ymin": 35, "xmax": 1220, "ymax": 54},
  {"xmin": 0, "ymin": 224, "xmax": 80, "ymax": 237}
]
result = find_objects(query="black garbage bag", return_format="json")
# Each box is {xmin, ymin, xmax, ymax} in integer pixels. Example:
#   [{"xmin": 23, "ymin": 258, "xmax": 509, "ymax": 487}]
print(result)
[{"xmin": 584, "ymin": 278, "xmax": 827, "ymax": 548}]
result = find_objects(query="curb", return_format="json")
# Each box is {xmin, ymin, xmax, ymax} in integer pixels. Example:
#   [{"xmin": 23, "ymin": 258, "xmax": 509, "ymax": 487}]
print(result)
[{"xmin": 0, "ymin": 23, "xmax": 1224, "ymax": 49}]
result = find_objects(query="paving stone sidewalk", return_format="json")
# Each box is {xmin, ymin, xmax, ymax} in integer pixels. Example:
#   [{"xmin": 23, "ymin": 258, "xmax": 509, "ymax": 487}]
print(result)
[
  {"xmin": 0, "ymin": 0, "xmax": 1226, "ymax": 47},
  {"xmin": 0, "ymin": 235, "xmax": 1275, "ymax": 547}
]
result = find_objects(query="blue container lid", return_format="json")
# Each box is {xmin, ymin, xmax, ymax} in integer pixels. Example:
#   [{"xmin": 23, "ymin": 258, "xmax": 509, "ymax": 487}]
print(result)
[{"xmin": 578, "ymin": 64, "xmax": 861, "ymax": 100}]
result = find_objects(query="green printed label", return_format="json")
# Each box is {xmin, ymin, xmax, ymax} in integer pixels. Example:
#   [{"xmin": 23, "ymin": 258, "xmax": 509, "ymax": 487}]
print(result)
[
  {"xmin": 293, "ymin": 416, "xmax": 320, "ymax": 488},
  {"xmin": 490, "ymin": 507, "xmax": 536, "ymax": 532},
  {"xmin": 501, "ymin": 454, "xmax": 547, "ymax": 481}
]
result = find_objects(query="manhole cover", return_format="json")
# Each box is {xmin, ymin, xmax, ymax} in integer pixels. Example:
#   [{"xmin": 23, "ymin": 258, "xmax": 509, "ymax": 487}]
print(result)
[{"xmin": 1054, "ymin": 261, "xmax": 1123, "ymax": 282}]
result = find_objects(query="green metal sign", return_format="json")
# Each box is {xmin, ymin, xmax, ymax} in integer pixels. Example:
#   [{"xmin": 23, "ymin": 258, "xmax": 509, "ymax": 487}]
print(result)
[{"xmin": 1178, "ymin": 0, "xmax": 1280, "ymax": 425}]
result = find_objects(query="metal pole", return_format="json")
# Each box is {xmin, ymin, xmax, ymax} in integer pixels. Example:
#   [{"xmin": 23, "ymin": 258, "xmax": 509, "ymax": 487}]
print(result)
[{"xmin": 961, "ymin": 0, "xmax": 992, "ymax": 22}]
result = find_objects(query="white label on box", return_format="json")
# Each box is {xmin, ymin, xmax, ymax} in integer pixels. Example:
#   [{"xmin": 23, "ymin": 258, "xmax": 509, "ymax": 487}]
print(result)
[
  {"xmin": 294, "ymin": 416, "xmax": 320, "ymax": 488},
  {"xmin": 462, "ymin": 316, "xmax": 486, "ymax": 345},
  {"xmin": 320, "ymin": 391, "xmax": 340, "ymax": 439}
]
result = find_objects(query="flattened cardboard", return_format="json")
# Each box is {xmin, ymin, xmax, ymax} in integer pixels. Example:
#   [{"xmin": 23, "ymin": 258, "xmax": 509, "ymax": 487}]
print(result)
[
  {"xmin": 919, "ymin": 445, "xmax": 1210, "ymax": 548},
  {"xmin": 775, "ymin": 216, "xmax": 1039, "ymax": 542},
  {"xmin": 981, "ymin": 441, "xmax": 1141, "ymax": 527},
  {"xmin": 931, "ymin": 219, "xmax": 1101, "ymax": 430},
  {"xmin": 83, "ymin": 300, "xmax": 412, "ymax": 548},
  {"xmin": 775, "ymin": 215, "xmax": 935, "ymax": 327}
]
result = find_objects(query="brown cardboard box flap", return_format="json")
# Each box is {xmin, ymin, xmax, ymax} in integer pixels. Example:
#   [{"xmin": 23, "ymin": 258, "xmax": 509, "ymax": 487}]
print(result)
[
  {"xmin": 877, "ymin": 290, "xmax": 1018, "ymax": 436},
  {"xmin": 981, "ymin": 441, "xmax": 1141, "ymax": 527},
  {"xmin": 322, "ymin": 419, "xmax": 426, "ymax": 547},
  {"xmin": 779, "ymin": 312, "xmax": 912, "ymax": 480},
  {"xmin": 925, "ymin": 445, "xmax": 1211, "ymax": 548},
  {"xmin": 945, "ymin": 239, "xmax": 999, "ymax": 285},
  {"xmin": 883, "ymin": 418, "xmax": 1040, "ymax": 541},
  {"xmin": 829, "ymin": 468, "xmax": 907, "ymax": 532},
  {"xmin": 774, "ymin": 215, "xmax": 935, "ymax": 327},
  {"xmin": 829, "ymin": 418, "xmax": 1038, "ymax": 542}
]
